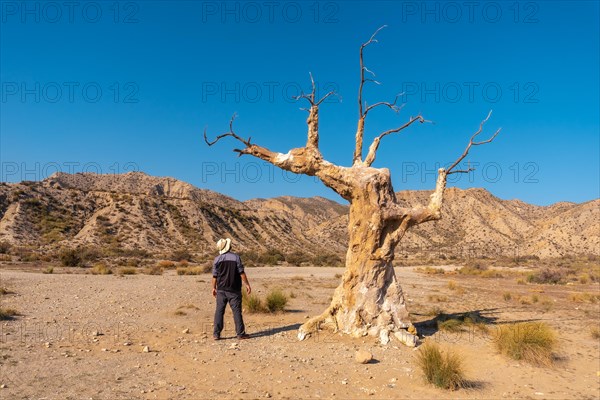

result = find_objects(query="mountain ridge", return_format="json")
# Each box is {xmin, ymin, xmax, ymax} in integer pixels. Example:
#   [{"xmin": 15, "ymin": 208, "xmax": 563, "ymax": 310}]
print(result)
[{"xmin": 0, "ymin": 172, "xmax": 597, "ymax": 259}]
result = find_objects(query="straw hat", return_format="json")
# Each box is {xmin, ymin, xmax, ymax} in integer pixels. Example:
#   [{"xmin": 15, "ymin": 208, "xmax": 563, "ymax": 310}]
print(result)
[{"xmin": 216, "ymin": 238, "xmax": 232, "ymax": 255}]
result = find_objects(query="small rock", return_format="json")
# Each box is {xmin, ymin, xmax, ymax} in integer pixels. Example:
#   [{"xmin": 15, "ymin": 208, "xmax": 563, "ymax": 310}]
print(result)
[
  {"xmin": 123, "ymin": 342, "xmax": 132, "ymax": 346},
  {"xmin": 355, "ymin": 350, "xmax": 373, "ymax": 364},
  {"xmin": 0, "ymin": 384, "xmax": 6, "ymax": 388},
  {"xmin": 341, "ymin": 379, "xmax": 348, "ymax": 385},
  {"xmin": 142, "ymin": 346, "xmax": 150, "ymax": 353},
  {"xmin": 182, "ymin": 328, "xmax": 190, "ymax": 334},
  {"xmin": 265, "ymin": 392, "xmax": 272, "ymax": 398},
  {"xmin": 101, "ymin": 348, "xmax": 108, "ymax": 352},
  {"xmin": 394, "ymin": 330, "xmax": 418, "ymax": 347},
  {"xmin": 91, "ymin": 331, "xmax": 101, "ymax": 337}
]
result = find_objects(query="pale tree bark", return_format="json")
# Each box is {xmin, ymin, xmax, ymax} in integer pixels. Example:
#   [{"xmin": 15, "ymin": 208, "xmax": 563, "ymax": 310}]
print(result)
[{"xmin": 204, "ymin": 27, "xmax": 500, "ymax": 345}]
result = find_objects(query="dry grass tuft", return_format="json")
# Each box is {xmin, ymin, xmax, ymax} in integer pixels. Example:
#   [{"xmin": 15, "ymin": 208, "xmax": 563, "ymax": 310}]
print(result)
[
  {"xmin": 0, "ymin": 308, "xmax": 18, "ymax": 320},
  {"xmin": 503, "ymin": 292, "xmax": 512, "ymax": 301},
  {"xmin": 428, "ymin": 294, "xmax": 448, "ymax": 303},
  {"xmin": 417, "ymin": 267, "xmax": 446, "ymax": 275},
  {"xmin": 119, "ymin": 267, "xmax": 137, "ymax": 275},
  {"xmin": 494, "ymin": 322, "xmax": 557, "ymax": 366},
  {"xmin": 415, "ymin": 342, "xmax": 466, "ymax": 390},
  {"xmin": 568, "ymin": 292, "xmax": 600, "ymax": 303},
  {"xmin": 591, "ymin": 326, "xmax": 600, "ymax": 340},
  {"xmin": 91, "ymin": 263, "xmax": 112, "ymax": 275}
]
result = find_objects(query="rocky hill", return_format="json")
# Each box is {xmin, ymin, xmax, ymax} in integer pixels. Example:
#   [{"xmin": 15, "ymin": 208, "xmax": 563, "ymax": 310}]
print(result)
[{"xmin": 0, "ymin": 172, "xmax": 597, "ymax": 259}]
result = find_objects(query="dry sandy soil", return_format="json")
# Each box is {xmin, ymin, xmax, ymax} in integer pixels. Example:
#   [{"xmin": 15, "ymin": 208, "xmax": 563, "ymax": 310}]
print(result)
[{"xmin": 0, "ymin": 264, "xmax": 599, "ymax": 400}]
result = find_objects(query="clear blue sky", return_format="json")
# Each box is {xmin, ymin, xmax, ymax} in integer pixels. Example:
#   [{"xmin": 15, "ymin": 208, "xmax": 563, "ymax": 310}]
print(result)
[{"xmin": 1, "ymin": 1, "xmax": 598, "ymax": 205}]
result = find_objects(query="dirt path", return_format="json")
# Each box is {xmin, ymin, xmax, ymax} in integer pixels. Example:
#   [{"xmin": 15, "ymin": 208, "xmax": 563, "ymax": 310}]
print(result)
[{"xmin": 1, "ymin": 265, "xmax": 598, "ymax": 399}]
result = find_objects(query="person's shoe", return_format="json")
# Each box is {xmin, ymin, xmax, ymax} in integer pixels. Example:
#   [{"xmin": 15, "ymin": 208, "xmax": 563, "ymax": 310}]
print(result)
[
  {"xmin": 237, "ymin": 333, "xmax": 251, "ymax": 340},
  {"xmin": 213, "ymin": 335, "xmax": 221, "ymax": 341}
]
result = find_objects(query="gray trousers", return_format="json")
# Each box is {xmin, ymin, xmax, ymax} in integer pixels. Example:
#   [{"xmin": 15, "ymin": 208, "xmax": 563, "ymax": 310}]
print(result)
[{"xmin": 213, "ymin": 290, "xmax": 246, "ymax": 337}]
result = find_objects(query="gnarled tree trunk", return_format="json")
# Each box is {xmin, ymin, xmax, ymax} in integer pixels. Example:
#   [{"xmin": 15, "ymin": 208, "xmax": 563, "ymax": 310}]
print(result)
[{"xmin": 204, "ymin": 27, "xmax": 499, "ymax": 345}]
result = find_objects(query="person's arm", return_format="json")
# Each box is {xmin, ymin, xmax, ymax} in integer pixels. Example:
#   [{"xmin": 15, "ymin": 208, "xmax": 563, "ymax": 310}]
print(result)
[
  {"xmin": 240, "ymin": 272, "xmax": 251, "ymax": 294},
  {"xmin": 212, "ymin": 257, "xmax": 218, "ymax": 297}
]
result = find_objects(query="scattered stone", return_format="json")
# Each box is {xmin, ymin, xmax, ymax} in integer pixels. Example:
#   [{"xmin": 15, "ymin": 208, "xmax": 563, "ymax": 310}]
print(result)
[
  {"xmin": 123, "ymin": 342, "xmax": 132, "ymax": 346},
  {"xmin": 355, "ymin": 350, "xmax": 373, "ymax": 364},
  {"xmin": 142, "ymin": 346, "xmax": 150, "ymax": 353},
  {"xmin": 101, "ymin": 348, "xmax": 108, "ymax": 352},
  {"xmin": 379, "ymin": 329, "xmax": 390, "ymax": 345},
  {"xmin": 265, "ymin": 392, "xmax": 272, "ymax": 398},
  {"xmin": 394, "ymin": 330, "xmax": 418, "ymax": 347},
  {"xmin": 91, "ymin": 331, "xmax": 101, "ymax": 337},
  {"xmin": 182, "ymin": 328, "xmax": 190, "ymax": 334},
  {"xmin": 0, "ymin": 384, "xmax": 6, "ymax": 388},
  {"xmin": 44, "ymin": 342, "xmax": 51, "ymax": 348},
  {"xmin": 341, "ymin": 379, "xmax": 348, "ymax": 385}
]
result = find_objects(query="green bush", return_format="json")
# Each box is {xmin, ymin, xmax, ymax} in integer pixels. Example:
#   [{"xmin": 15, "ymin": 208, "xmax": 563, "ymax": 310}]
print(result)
[
  {"xmin": 416, "ymin": 342, "xmax": 466, "ymax": 390},
  {"xmin": 242, "ymin": 291, "xmax": 266, "ymax": 313},
  {"xmin": 266, "ymin": 289, "xmax": 288, "ymax": 312}
]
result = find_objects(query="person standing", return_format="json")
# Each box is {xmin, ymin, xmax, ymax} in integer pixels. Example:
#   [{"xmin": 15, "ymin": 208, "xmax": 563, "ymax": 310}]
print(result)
[{"xmin": 212, "ymin": 238, "xmax": 251, "ymax": 340}]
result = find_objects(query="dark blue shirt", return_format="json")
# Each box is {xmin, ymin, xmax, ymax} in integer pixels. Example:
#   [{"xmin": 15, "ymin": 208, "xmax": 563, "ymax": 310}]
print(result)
[{"xmin": 212, "ymin": 252, "xmax": 244, "ymax": 292}]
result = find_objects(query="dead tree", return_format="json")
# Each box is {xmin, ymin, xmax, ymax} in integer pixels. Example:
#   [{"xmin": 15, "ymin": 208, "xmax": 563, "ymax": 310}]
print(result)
[{"xmin": 204, "ymin": 27, "xmax": 500, "ymax": 344}]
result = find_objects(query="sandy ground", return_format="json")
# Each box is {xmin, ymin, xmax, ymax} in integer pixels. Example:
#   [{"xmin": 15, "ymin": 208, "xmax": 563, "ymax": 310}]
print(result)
[{"xmin": 0, "ymin": 264, "xmax": 599, "ymax": 400}]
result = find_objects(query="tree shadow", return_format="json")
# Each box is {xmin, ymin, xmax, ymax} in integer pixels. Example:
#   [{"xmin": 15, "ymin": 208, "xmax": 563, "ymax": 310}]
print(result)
[{"xmin": 412, "ymin": 307, "xmax": 542, "ymax": 338}]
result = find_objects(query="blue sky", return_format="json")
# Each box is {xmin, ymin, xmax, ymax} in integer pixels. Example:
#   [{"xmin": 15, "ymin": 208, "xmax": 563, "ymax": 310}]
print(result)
[{"xmin": 1, "ymin": 0, "xmax": 598, "ymax": 205}]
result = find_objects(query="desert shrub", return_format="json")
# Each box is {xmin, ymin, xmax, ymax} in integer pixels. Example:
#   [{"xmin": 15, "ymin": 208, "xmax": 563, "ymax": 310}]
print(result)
[
  {"xmin": 119, "ymin": 267, "xmax": 137, "ymax": 275},
  {"xmin": 493, "ymin": 322, "xmax": 557, "ymax": 366},
  {"xmin": 568, "ymin": 292, "xmax": 600, "ymax": 303},
  {"xmin": 503, "ymin": 292, "xmax": 512, "ymax": 301},
  {"xmin": 43, "ymin": 267, "xmax": 54, "ymax": 274},
  {"xmin": 60, "ymin": 249, "xmax": 83, "ymax": 267},
  {"xmin": 447, "ymin": 280, "xmax": 457, "ymax": 290},
  {"xmin": 170, "ymin": 249, "xmax": 193, "ymax": 262},
  {"xmin": 176, "ymin": 267, "xmax": 207, "ymax": 275},
  {"xmin": 242, "ymin": 291, "xmax": 266, "ymax": 313},
  {"xmin": 0, "ymin": 241, "xmax": 11, "ymax": 254},
  {"xmin": 526, "ymin": 268, "xmax": 566, "ymax": 285},
  {"xmin": 91, "ymin": 263, "xmax": 112, "ymax": 275},
  {"xmin": 0, "ymin": 308, "xmax": 18, "ymax": 320},
  {"xmin": 259, "ymin": 249, "xmax": 286, "ymax": 265},
  {"xmin": 579, "ymin": 274, "xmax": 590, "ymax": 284},
  {"xmin": 416, "ymin": 342, "xmax": 466, "ymax": 390},
  {"xmin": 285, "ymin": 251, "xmax": 311, "ymax": 266},
  {"xmin": 518, "ymin": 296, "xmax": 532, "ymax": 305},
  {"xmin": 313, "ymin": 253, "xmax": 343, "ymax": 267},
  {"xmin": 158, "ymin": 260, "xmax": 176, "ymax": 269},
  {"xmin": 334, "ymin": 273, "xmax": 342, "ymax": 279},
  {"xmin": 591, "ymin": 326, "xmax": 600, "ymax": 340},
  {"xmin": 417, "ymin": 267, "xmax": 445, "ymax": 275},
  {"xmin": 144, "ymin": 265, "xmax": 163, "ymax": 275},
  {"xmin": 266, "ymin": 289, "xmax": 288, "ymax": 312}
]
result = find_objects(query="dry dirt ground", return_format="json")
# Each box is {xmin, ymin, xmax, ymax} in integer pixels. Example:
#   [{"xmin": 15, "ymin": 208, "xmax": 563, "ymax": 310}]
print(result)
[{"xmin": 0, "ymin": 264, "xmax": 599, "ymax": 400}]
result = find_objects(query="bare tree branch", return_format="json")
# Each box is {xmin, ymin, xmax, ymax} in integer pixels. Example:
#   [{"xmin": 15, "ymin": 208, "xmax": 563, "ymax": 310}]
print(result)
[
  {"xmin": 447, "ymin": 111, "xmax": 501, "ymax": 174},
  {"xmin": 354, "ymin": 25, "xmax": 387, "ymax": 165},
  {"xmin": 364, "ymin": 93, "xmax": 404, "ymax": 116},
  {"xmin": 363, "ymin": 115, "xmax": 427, "ymax": 166},
  {"xmin": 203, "ymin": 114, "xmax": 252, "ymax": 155}
]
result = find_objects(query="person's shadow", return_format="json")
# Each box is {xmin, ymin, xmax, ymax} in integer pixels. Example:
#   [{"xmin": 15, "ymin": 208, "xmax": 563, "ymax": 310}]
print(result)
[{"xmin": 248, "ymin": 323, "xmax": 302, "ymax": 339}]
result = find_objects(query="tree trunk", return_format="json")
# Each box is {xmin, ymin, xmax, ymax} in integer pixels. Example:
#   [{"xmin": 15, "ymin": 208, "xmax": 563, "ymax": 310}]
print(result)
[{"xmin": 298, "ymin": 168, "xmax": 416, "ymax": 343}]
